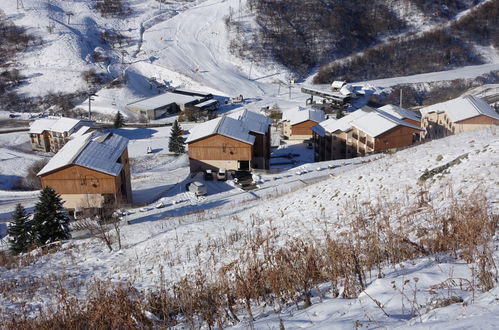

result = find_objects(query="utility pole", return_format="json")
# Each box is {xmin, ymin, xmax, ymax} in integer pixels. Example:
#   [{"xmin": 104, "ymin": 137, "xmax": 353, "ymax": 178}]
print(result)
[
  {"xmin": 88, "ymin": 93, "xmax": 98, "ymax": 120},
  {"xmin": 248, "ymin": 60, "xmax": 253, "ymax": 80},
  {"xmin": 399, "ymin": 89, "xmax": 403, "ymax": 108},
  {"xmin": 66, "ymin": 12, "xmax": 74, "ymax": 25}
]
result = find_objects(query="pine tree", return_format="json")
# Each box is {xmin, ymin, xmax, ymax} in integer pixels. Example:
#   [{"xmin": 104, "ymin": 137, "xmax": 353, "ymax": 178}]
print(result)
[
  {"xmin": 113, "ymin": 111, "xmax": 125, "ymax": 128},
  {"xmin": 32, "ymin": 187, "xmax": 71, "ymax": 246},
  {"xmin": 168, "ymin": 120, "xmax": 185, "ymax": 155},
  {"xmin": 7, "ymin": 204, "xmax": 33, "ymax": 254}
]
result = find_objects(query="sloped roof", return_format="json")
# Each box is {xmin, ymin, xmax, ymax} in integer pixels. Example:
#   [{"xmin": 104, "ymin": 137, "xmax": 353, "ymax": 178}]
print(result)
[
  {"xmin": 38, "ymin": 131, "xmax": 128, "ymax": 177},
  {"xmin": 332, "ymin": 80, "xmax": 346, "ymax": 89},
  {"xmin": 127, "ymin": 92, "xmax": 201, "ymax": 110},
  {"xmin": 340, "ymin": 84, "xmax": 354, "ymax": 96},
  {"xmin": 228, "ymin": 109, "xmax": 272, "ymax": 135},
  {"xmin": 378, "ymin": 104, "xmax": 421, "ymax": 122},
  {"xmin": 283, "ymin": 108, "xmax": 325, "ymax": 126},
  {"xmin": 313, "ymin": 106, "xmax": 422, "ymax": 137},
  {"xmin": 313, "ymin": 107, "xmax": 374, "ymax": 136},
  {"xmin": 29, "ymin": 117, "xmax": 93, "ymax": 134},
  {"xmin": 70, "ymin": 125, "xmax": 93, "ymax": 138},
  {"xmin": 419, "ymin": 95, "xmax": 499, "ymax": 123},
  {"xmin": 186, "ymin": 116, "xmax": 256, "ymax": 145},
  {"xmin": 352, "ymin": 109, "xmax": 422, "ymax": 137},
  {"xmin": 29, "ymin": 118, "xmax": 58, "ymax": 134},
  {"xmin": 312, "ymin": 118, "xmax": 337, "ymax": 136}
]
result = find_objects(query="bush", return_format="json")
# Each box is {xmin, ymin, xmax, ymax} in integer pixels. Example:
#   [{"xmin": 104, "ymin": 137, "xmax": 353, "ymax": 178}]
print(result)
[
  {"xmin": 15, "ymin": 159, "xmax": 49, "ymax": 190},
  {"xmin": 94, "ymin": 0, "xmax": 127, "ymax": 18}
]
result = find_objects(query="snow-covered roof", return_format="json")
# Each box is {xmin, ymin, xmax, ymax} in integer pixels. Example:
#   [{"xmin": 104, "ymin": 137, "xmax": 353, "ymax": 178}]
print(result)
[
  {"xmin": 186, "ymin": 116, "xmax": 256, "ymax": 145},
  {"xmin": 38, "ymin": 131, "xmax": 128, "ymax": 177},
  {"xmin": 378, "ymin": 104, "xmax": 421, "ymax": 122},
  {"xmin": 352, "ymin": 109, "xmax": 422, "ymax": 137},
  {"xmin": 283, "ymin": 108, "xmax": 325, "ymax": 126},
  {"xmin": 331, "ymin": 80, "xmax": 347, "ymax": 89},
  {"xmin": 340, "ymin": 84, "xmax": 354, "ymax": 96},
  {"xmin": 313, "ymin": 107, "xmax": 373, "ymax": 136},
  {"xmin": 29, "ymin": 118, "xmax": 58, "ymax": 134},
  {"xmin": 172, "ymin": 88, "xmax": 212, "ymax": 97},
  {"xmin": 70, "ymin": 125, "xmax": 93, "ymax": 138},
  {"xmin": 419, "ymin": 95, "xmax": 499, "ymax": 123},
  {"xmin": 29, "ymin": 117, "xmax": 90, "ymax": 134},
  {"xmin": 127, "ymin": 92, "xmax": 201, "ymax": 110},
  {"xmin": 195, "ymin": 99, "xmax": 219, "ymax": 108},
  {"xmin": 313, "ymin": 107, "xmax": 422, "ymax": 137},
  {"xmin": 312, "ymin": 118, "xmax": 337, "ymax": 136},
  {"xmin": 228, "ymin": 109, "xmax": 272, "ymax": 135}
]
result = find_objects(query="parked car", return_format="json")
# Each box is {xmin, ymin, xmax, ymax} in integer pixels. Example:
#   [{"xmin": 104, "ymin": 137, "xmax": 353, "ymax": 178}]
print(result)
[
  {"xmin": 187, "ymin": 181, "xmax": 207, "ymax": 196},
  {"xmin": 204, "ymin": 169, "xmax": 213, "ymax": 181},
  {"xmin": 217, "ymin": 168, "xmax": 226, "ymax": 181},
  {"xmin": 146, "ymin": 146, "xmax": 152, "ymax": 154}
]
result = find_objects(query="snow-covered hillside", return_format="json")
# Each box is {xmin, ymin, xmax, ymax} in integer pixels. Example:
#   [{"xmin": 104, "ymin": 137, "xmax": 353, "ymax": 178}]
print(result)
[
  {"xmin": 3, "ymin": 0, "xmax": 498, "ymax": 119},
  {"xmin": 1, "ymin": 127, "xmax": 498, "ymax": 328}
]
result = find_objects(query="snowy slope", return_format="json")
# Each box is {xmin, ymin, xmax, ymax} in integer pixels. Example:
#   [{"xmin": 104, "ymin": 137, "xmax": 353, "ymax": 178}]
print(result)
[{"xmin": 1, "ymin": 127, "xmax": 498, "ymax": 328}]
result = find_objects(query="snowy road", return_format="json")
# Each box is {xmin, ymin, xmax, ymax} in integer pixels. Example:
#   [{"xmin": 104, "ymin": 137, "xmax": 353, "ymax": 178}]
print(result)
[{"xmin": 355, "ymin": 63, "xmax": 499, "ymax": 88}]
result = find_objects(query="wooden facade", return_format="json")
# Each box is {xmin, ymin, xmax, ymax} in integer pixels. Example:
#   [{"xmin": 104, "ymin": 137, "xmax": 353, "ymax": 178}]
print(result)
[
  {"xmin": 188, "ymin": 134, "xmax": 253, "ymax": 172},
  {"xmin": 314, "ymin": 125, "xmax": 420, "ymax": 161},
  {"xmin": 422, "ymin": 113, "xmax": 498, "ymax": 140},
  {"xmin": 284, "ymin": 120, "xmax": 320, "ymax": 140},
  {"xmin": 39, "ymin": 149, "xmax": 132, "ymax": 212},
  {"xmin": 250, "ymin": 127, "xmax": 271, "ymax": 169}
]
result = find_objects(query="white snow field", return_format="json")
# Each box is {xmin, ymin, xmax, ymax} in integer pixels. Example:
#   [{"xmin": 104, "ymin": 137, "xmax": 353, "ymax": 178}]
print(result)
[
  {"xmin": 2, "ymin": 0, "xmax": 498, "ymax": 119},
  {"xmin": 1, "ymin": 0, "xmax": 499, "ymax": 328},
  {"xmin": 1, "ymin": 127, "xmax": 498, "ymax": 328}
]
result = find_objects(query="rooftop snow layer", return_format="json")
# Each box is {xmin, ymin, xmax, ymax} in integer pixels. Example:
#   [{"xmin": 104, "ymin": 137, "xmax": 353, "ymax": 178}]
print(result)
[
  {"xmin": 127, "ymin": 92, "xmax": 202, "ymax": 110},
  {"xmin": 313, "ymin": 106, "xmax": 422, "ymax": 137},
  {"xmin": 38, "ymin": 131, "xmax": 128, "ymax": 176},
  {"xmin": 313, "ymin": 107, "xmax": 375, "ymax": 136},
  {"xmin": 186, "ymin": 116, "xmax": 256, "ymax": 145},
  {"xmin": 195, "ymin": 99, "xmax": 219, "ymax": 108},
  {"xmin": 419, "ymin": 95, "xmax": 499, "ymax": 122},
  {"xmin": 283, "ymin": 108, "xmax": 325, "ymax": 126},
  {"xmin": 228, "ymin": 109, "xmax": 272, "ymax": 135},
  {"xmin": 29, "ymin": 118, "xmax": 58, "ymax": 134},
  {"xmin": 378, "ymin": 104, "xmax": 421, "ymax": 122},
  {"xmin": 29, "ymin": 117, "xmax": 93, "ymax": 134}
]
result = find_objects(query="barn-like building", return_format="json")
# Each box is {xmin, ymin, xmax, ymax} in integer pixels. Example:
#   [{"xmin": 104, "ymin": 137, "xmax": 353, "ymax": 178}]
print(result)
[
  {"xmin": 38, "ymin": 131, "xmax": 132, "ymax": 216},
  {"xmin": 186, "ymin": 110, "xmax": 272, "ymax": 173}
]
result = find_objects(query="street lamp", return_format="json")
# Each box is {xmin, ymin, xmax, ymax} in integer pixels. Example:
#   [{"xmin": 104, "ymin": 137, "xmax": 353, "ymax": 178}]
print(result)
[{"xmin": 88, "ymin": 93, "xmax": 98, "ymax": 120}]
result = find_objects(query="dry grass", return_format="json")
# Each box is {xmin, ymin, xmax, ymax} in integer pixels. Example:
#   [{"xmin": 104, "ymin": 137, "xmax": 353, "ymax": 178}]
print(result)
[{"xmin": 2, "ymin": 189, "xmax": 497, "ymax": 329}]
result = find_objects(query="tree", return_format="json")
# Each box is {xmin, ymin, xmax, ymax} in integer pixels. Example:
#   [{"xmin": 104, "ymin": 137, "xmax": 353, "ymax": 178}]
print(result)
[
  {"xmin": 113, "ymin": 111, "xmax": 125, "ymax": 128},
  {"xmin": 32, "ymin": 187, "xmax": 71, "ymax": 246},
  {"xmin": 168, "ymin": 120, "xmax": 185, "ymax": 155},
  {"xmin": 7, "ymin": 204, "xmax": 33, "ymax": 254}
]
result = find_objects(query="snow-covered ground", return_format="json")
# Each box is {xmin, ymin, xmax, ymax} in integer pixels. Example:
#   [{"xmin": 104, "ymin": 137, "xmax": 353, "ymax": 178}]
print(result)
[
  {"xmin": 1, "ymin": 127, "xmax": 498, "ymax": 328},
  {"xmin": 1, "ymin": 0, "xmax": 499, "ymax": 327},
  {"xmin": 3, "ymin": 0, "xmax": 498, "ymax": 119}
]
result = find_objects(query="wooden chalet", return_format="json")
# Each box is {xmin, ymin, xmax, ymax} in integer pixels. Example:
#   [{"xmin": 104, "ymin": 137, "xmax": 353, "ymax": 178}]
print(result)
[
  {"xmin": 186, "ymin": 110, "xmax": 272, "ymax": 172},
  {"xmin": 312, "ymin": 106, "xmax": 423, "ymax": 161},
  {"xmin": 419, "ymin": 95, "xmax": 499, "ymax": 139},
  {"xmin": 38, "ymin": 131, "xmax": 132, "ymax": 215},
  {"xmin": 282, "ymin": 108, "xmax": 325, "ymax": 141}
]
